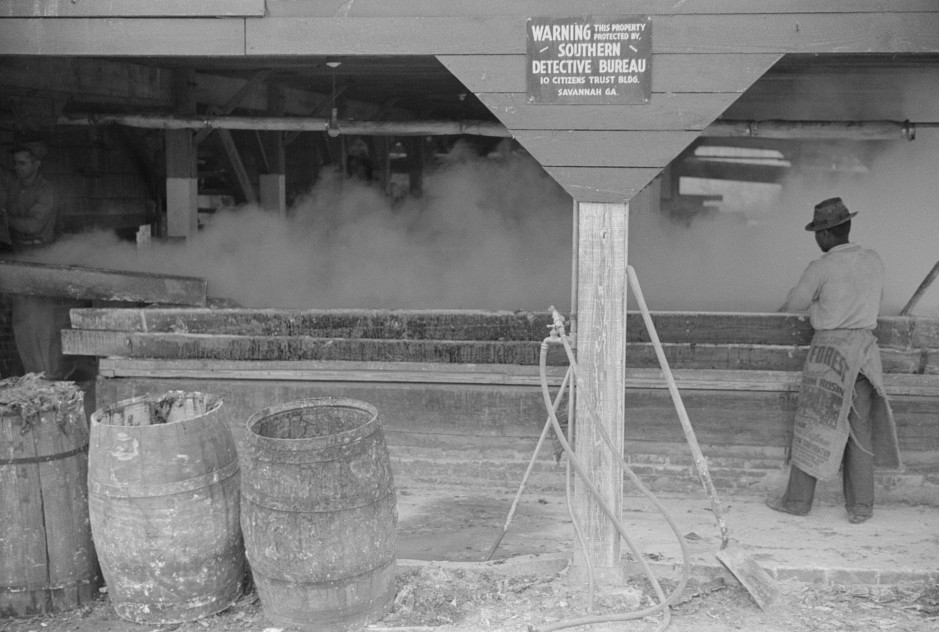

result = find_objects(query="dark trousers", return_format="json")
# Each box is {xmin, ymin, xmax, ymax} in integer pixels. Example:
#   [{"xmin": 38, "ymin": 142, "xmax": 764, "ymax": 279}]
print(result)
[
  {"xmin": 783, "ymin": 374, "xmax": 875, "ymax": 517},
  {"xmin": 11, "ymin": 295, "xmax": 74, "ymax": 381}
]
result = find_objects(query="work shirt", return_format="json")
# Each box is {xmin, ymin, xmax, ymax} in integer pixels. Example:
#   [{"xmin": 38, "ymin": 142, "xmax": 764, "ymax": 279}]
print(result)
[
  {"xmin": 0, "ymin": 170, "xmax": 57, "ymax": 246},
  {"xmin": 782, "ymin": 243, "xmax": 884, "ymax": 331}
]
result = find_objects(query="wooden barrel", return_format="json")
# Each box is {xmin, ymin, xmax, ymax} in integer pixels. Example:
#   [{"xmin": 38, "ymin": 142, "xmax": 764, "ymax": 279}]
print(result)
[
  {"xmin": 0, "ymin": 377, "xmax": 100, "ymax": 618},
  {"xmin": 88, "ymin": 391, "xmax": 244, "ymax": 624},
  {"xmin": 242, "ymin": 398, "xmax": 398, "ymax": 632}
]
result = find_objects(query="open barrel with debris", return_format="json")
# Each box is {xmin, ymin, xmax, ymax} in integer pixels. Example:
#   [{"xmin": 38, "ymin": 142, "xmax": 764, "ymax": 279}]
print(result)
[
  {"xmin": 0, "ymin": 374, "xmax": 100, "ymax": 617},
  {"xmin": 87, "ymin": 391, "xmax": 244, "ymax": 624}
]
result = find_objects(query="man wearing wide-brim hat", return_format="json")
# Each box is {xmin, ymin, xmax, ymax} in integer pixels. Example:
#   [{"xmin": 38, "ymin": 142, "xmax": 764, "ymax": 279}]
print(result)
[{"xmin": 767, "ymin": 197, "xmax": 900, "ymax": 524}]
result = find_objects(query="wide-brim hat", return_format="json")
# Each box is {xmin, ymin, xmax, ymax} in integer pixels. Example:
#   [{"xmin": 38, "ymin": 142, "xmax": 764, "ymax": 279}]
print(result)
[{"xmin": 805, "ymin": 197, "xmax": 857, "ymax": 232}]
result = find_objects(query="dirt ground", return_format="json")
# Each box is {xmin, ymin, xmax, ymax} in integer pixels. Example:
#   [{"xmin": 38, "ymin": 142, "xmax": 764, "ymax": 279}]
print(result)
[{"xmin": 2, "ymin": 564, "xmax": 937, "ymax": 632}]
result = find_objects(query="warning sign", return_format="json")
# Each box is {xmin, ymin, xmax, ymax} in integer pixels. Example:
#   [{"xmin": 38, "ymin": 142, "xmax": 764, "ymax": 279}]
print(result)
[{"xmin": 526, "ymin": 16, "xmax": 652, "ymax": 105}]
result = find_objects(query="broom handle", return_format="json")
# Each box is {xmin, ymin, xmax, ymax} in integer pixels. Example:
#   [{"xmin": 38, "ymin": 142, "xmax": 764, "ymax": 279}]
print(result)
[
  {"xmin": 900, "ymin": 260, "xmax": 939, "ymax": 316},
  {"xmin": 626, "ymin": 266, "xmax": 730, "ymax": 548}
]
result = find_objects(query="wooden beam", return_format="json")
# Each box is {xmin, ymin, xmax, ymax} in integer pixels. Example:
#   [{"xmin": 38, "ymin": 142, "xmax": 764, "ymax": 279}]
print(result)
[
  {"xmin": 0, "ymin": 0, "xmax": 264, "ymax": 17},
  {"xmin": 244, "ymin": 14, "xmax": 939, "ymax": 56},
  {"xmin": 573, "ymin": 201, "xmax": 628, "ymax": 583},
  {"xmin": 263, "ymin": 1, "xmax": 939, "ymax": 18},
  {"xmin": 0, "ymin": 261, "xmax": 206, "ymax": 305},
  {"xmin": 214, "ymin": 129, "xmax": 258, "ymax": 204},
  {"xmin": 195, "ymin": 69, "xmax": 272, "ymax": 145},
  {"xmin": 0, "ymin": 19, "xmax": 246, "ymax": 56}
]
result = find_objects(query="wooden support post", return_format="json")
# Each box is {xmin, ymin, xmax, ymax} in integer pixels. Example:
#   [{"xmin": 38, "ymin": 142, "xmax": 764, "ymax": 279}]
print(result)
[
  {"xmin": 260, "ymin": 83, "xmax": 287, "ymax": 216},
  {"xmin": 572, "ymin": 201, "xmax": 629, "ymax": 583},
  {"xmin": 372, "ymin": 136, "xmax": 391, "ymax": 194},
  {"xmin": 165, "ymin": 129, "xmax": 197, "ymax": 238},
  {"xmin": 166, "ymin": 68, "xmax": 197, "ymax": 239},
  {"xmin": 407, "ymin": 137, "xmax": 424, "ymax": 196}
]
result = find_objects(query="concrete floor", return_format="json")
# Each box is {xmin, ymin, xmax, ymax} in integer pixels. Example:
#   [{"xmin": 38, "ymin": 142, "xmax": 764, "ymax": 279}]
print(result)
[{"xmin": 396, "ymin": 485, "xmax": 939, "ymax": 586}]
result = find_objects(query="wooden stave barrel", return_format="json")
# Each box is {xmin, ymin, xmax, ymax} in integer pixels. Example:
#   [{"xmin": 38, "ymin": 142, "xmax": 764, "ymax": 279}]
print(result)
[
  {"xmin": 87, "ymin": 392, "xmax": 244, "ymax": 625},
  {"xmin": 0, "ymin": 402, "xmax": 100, "ymax": 618},
  {"xmin": 241, "ymin": 397, "xmax": 398, "ymax": 632}
]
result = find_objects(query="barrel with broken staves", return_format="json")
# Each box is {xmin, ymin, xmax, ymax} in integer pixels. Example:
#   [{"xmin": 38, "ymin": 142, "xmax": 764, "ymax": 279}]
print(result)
[
  {"xmin": 241, "ymin": 398, "xmax": 398, "ymax": 632},
  {"xmin": 0, "ymin": 377, "xmax": 100, "ymax": 617},
  {"xmin": 87, "ymin": 391, "xmax": 244, "ymax": 624}
]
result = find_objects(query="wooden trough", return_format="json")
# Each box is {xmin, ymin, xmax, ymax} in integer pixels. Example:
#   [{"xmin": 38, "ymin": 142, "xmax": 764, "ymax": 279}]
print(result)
[{"xmin": 64, "ymin": 308, "xmax": 939, "ymax": 505}]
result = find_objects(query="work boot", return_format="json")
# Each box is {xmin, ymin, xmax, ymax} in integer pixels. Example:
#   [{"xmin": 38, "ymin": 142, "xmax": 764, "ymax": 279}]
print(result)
[{"xmin": 765, "ymin": 496, "xmax": 810, "ymax": 517}]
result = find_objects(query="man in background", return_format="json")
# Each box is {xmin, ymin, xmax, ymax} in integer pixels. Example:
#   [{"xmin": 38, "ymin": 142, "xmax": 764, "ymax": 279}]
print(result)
[
  {"xmin": 0, "ymin": 140, "xmax": 73, "ymax": 380},
  {"xmin": 767, "ymin": 197, "xmax": 900, "ymax": 524}
]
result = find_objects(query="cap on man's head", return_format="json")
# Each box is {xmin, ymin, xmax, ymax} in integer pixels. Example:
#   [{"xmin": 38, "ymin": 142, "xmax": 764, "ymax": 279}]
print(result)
[
  {"xmin": 9, "ymin": 140, "xmax": 48, "ymax": 160},
  {"xmin": 805, "ymin": 197, "xmax": 858, "ymax": 232}
]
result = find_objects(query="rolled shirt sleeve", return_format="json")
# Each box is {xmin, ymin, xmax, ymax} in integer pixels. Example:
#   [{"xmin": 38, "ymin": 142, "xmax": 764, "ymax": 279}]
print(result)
[{"xmin": 781, "ymin": 261, "xmax": 821, "ymax": 312}]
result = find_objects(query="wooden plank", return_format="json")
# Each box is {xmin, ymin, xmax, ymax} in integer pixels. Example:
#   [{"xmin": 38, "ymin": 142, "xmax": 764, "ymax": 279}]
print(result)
[
  {"xmin": 439, "ymin": 54, "xmax": 783, "ymax": 94},
  {"xmin": 264, "ymin": 0, "xmax": 939, "ymax": 18},
  {"xmin": 245, "ymin": 14, "xmax": 939, "ymax": 56},
  {"xmin": 0, "ymin": 0, "xmax": 264, "ymax": 17},
  {"xmin": 0, "ymin": 261, "xmax": 206, "ymax": 305},
  {"xmin": 97, "ymin": 358, "xmax": 570, "ymax": 386},
  {"xmin": 479, "ymin": 93, "xmax": 742, "ymax": 131},
  {"xmin": 68, "ymin": 308, "xmax": 559, "ymax": 339},
  {"xmin": 69, "ymin": 308, "xmax": 938, "ymax": 348},
  {"xmin": 543, "ymin": 167, "xmax": 660, "ymax": 204},
  {"xmin": 0, "ymin": 19, "xmax": 246, "ymax": 56},
  {"xmin": 63, "ymin": 331, "xmax": 927, "ymax": 373},
  {"xmin": 653, "ymin": 14, "xmax": 939, "ymax": 54},
  {"xmin": 61, "ymin": 331, "xmax": 574, "ymax": 365},
  {"xmin": 515, "ymin": 131, "xmax": 700, "ymax": 168},
  {"xmin": 95, "ymin": 359, "xmax": 939, "ymax": 397},
  {"xmin": 246, "ymin": 17, "xmax": 520, "ymax": 56}
]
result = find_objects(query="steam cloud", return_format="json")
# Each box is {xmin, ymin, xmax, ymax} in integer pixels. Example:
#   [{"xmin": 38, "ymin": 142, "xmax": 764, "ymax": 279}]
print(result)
[
  {"xmin": 628, "ymin": 132, "xmax": 939, "ymax": 316},
  {"xmin": 27, "ymin": 134, "xmax": 939, "ymax": 316},
  {"xmin": 33, "ymin": 141, "xmax": 574, "ymax": 311}
]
